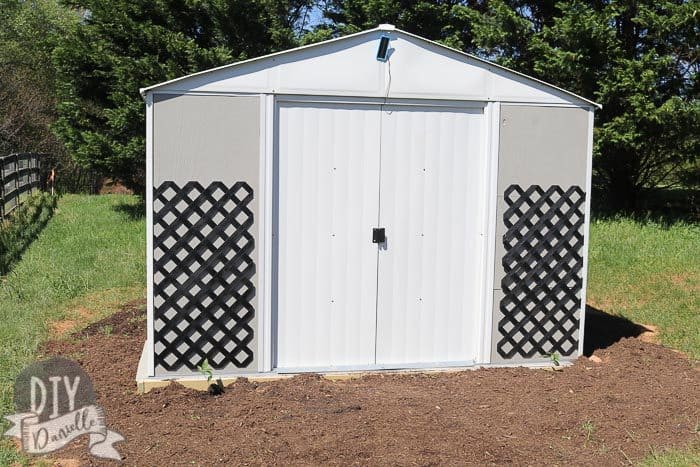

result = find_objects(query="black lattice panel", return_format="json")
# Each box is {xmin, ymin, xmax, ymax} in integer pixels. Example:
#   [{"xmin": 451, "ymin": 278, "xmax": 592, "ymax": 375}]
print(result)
[
  {"xmin": 497, "ymin": 185, "xmax": 585, "ymax": 359},
  {"xmin": 153, "ymin": 181, "xmax": 255, "ymax": 372}
]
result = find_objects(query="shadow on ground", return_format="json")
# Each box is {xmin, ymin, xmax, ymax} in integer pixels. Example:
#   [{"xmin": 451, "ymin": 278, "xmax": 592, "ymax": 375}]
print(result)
[
  {"xmin": 591, "ymin": 187, "xmax": 699, "ymax": 226},
  {"xmin": 112, "ymin": 199, "xmax": 145, "ymax": 220},
  {"xmin": 583, "ymin": 305, "xmax": 651, "ymax": 356}
]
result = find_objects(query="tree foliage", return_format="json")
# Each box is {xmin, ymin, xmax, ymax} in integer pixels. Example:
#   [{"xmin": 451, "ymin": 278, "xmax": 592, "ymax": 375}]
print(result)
[
  {"xmin": 0, "ymin": 0, "xmax": 78, "ymax": 154},
  {"xmin": 527, "ymin": 0, "xmax": 699, "ymax": 209},
  {"xmin": 53, "ymin": 0, "xmax": 314, "ymax": 194}
]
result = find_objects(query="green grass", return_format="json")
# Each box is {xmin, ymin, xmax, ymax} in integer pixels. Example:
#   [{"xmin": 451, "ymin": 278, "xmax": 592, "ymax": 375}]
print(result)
[
  {"xmin": 587, "ymin": 217, "xmax": 700, "ymax": 360},
  {"xmin": 638, "ymin": 442, "xmax": 700, "ymax": 466},
  {"xmin": 0, "ymin": 194, "xmax": 145, "ymax": 465}
]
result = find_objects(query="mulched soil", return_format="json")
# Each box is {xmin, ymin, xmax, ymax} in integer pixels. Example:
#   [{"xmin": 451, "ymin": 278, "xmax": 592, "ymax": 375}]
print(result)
[{"xmin": 38, "ymin": 300, "xmax": 699, "ymax": 465}]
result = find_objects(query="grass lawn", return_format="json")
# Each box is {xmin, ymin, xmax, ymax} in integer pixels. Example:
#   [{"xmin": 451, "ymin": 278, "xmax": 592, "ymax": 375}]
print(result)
[
  {"xmin": 0, "ymin": 194, "xmax": 145, "ymax": 465},
  {"xmin": 587, "ymin": 217, "xmax": 699, "ymax": 360},
  {"xmin": 638, "ymin": 444, "xmax": 700, "ymax": 466},
  {"xmin": 0, "ymin": 195, "xmax": 697, "ymax": 464}
]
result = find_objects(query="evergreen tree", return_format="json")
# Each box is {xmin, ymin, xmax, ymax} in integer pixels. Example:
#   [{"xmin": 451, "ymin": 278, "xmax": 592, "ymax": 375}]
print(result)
[
  {"xmin": 54, "ymin": 0, "xmax": 313, "ymax": 194},
  {"xmin": 527, "ymin": 0, "xmax": 699, "ymax": 210}
]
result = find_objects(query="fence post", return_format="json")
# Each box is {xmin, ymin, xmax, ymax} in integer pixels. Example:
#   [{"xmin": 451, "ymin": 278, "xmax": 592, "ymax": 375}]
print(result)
[
  {"xmin": 32, "ymin": 154, "xmax": 38, "ymax": 195},
  {"xmin": 29, "ymin": 154, "xmax": 33, "ymax": 196},
  {"xmin": 14, "ymin": 153, "xmax": 19, "ymax": 212},
  {"xmin": 0, "ymin": 156, "xmax": 5, "ymax": 221}
]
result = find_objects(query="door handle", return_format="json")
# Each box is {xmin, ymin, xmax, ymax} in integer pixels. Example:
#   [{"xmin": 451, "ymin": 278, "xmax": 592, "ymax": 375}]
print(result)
[{"xmin": 372, "ymin": 227, "xmax": 386, "ymax": 244}]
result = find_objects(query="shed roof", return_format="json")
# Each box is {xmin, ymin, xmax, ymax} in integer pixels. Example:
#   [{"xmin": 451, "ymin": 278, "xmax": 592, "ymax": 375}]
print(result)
[{"xmin": 140, "ymin": 24, "xmax": 600, "ymax": 109}]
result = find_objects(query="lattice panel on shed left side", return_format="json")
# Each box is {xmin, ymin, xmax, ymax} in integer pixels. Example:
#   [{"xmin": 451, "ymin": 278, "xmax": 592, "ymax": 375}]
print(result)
[{"xmin": 153, "ymin": 181, "xmax": 255, "ymax": 372}]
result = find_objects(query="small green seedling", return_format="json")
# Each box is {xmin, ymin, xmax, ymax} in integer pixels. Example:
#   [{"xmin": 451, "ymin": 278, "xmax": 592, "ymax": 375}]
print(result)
[
  {"xmin": 581, "ymin": 420, "xmax": 596, "ymax": 444},
  {"xmin": 197, "ymin": 358, "xmax": 224, "ymax": 396},
  {"xmin": 197, "ymin": 358, "xmax": 213, "ymax": 381},
  {"xmin": 549, "ymin": 352, "xmax": 561, "ymax": 367}
]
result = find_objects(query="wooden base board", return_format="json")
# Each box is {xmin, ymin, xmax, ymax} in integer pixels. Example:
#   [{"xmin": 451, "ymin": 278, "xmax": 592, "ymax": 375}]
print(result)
[
  {"xmin": 136, "ymin": 340, "xmax": 571, "ymax": 393},
  {"xmin": 136, "ymin": 364, "xmax": 571, "ymax": 393},
  {"xmin": 137, "ymin": 373, "xmax": 293, "ymax": 394}
]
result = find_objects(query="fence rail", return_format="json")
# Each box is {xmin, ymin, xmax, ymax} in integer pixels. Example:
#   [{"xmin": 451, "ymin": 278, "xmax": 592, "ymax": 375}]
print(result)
[{"xmin": 0, "ymin": 153, "xmax": 45, "ymax": 220}]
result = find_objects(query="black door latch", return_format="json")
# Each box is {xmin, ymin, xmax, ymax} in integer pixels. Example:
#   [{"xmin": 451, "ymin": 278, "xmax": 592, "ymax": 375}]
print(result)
[{"xmin": 372, "ymin": 227, "xmax": 386, "ymax": 244}]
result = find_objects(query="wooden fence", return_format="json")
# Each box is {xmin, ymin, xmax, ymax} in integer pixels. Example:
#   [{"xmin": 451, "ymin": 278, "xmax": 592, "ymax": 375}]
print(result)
[{"xmin": 0, "ymin": 153, "xmax": 44, "ymax": 221}]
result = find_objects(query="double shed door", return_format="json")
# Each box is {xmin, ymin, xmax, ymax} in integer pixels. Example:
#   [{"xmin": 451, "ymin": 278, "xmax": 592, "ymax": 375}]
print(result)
[{"xmin": 276, "ymin": 101, "xmax": 486, "ymax": 371}]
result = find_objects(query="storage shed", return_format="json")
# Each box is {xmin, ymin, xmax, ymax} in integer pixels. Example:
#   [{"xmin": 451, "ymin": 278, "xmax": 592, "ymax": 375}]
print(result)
[{"xmin": 137, "ymin": 24, "xmax": 598, "ymax": 387}]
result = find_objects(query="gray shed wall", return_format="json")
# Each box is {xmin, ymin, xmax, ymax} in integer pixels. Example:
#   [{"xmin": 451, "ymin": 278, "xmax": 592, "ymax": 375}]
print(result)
[
  {"xmin": 152, "ymin": 94, "xmax": 260, "ymax": 376},
  {"xmin": 491, "ymin": 105, "xmax": 589, "ymax": 364},
  {"xmin": 153, "ymin": 94, "xmax": 260, "ymax": 187}
]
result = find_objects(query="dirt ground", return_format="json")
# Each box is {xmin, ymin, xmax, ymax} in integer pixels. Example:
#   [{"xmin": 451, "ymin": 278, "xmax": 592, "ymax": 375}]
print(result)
[
  {"xmin": 97, "ymin": 178, "xmax": 132, "ymax": 195},
  {"xmin": 37, "ymin": 301, "xmax": 699, "ymax": 466}
]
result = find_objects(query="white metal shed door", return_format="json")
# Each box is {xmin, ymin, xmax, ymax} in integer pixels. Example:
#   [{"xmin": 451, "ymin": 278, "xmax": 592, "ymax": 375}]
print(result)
[
  {"xmin": 276, "ymin": 102, "xmax": 381, "ymax": 370},
  {"xmin": 376, "ymin": 105, "xmax": 486, "ymax": 365}
]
